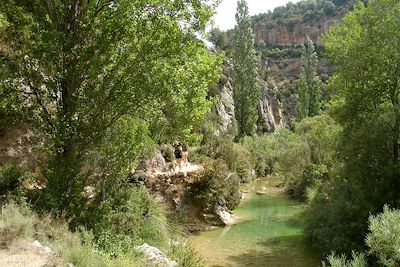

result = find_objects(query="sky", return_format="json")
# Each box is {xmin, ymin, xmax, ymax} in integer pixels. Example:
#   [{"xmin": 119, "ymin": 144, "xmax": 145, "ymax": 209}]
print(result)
[{"xmin": 214, "ymin": 0, "xmax": 301, "ymax": 30}]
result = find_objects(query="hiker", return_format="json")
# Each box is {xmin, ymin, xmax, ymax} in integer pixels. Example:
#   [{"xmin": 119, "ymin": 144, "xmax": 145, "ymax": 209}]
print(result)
[
  {"xmin": 174, "ymin": 143, "xmax": 183, "ymax": 172},
  {"xmin": 182, "ymin": 143, "xmax": 189, "ymax": 166}
]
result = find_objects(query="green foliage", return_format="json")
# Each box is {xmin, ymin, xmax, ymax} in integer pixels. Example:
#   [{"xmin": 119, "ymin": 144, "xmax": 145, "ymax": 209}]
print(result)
[
  {"xmin": 232, "ymin": 0, "xmax": 261, "ymax": 136},
  {"xmin": 243, "ymin": 128, "xmax": 310, "ymax": 179},
  {"xmin": 0, "ymin": 165, "xmax": 23, "ymax": 195},
  {"xmin": 91, "ymin": 117, "xmax": 153, "ymax": 200},
  {"xmin": 251, "ymin": 0, "xmax": 356, "ymax": 32},
  {"xmin": 295, "ymin": 114, "xmax": 341, "ymax": 166},
  {"xmin": 85, "ymin": 187, "xmax": 169, "ymax": 254},
  {"xmin": 0, "ymin": 201, "xmax": 140, "ymax": 266},
  {"xmin": 0, "ymin": 164, "xmax": 39, "ymax": 199},
  {"xmin": 0, "ymin": 202, "xmax": 35, "ymax": 247},
  {"xmin": 366, "ymin": 206, "xmax": 400, "ymax": 267},
  {"xmin": 168, "ymin": 243, "xmax": 206, "ymax": 267},
  {"xmin": 261, "ymin": 46, "xmax": 302, "ymax": 60},
  {"xmin": 244, "ymin": 114, "xmax": 340, "ymax": 200},
  {"xmin": 209, "ymin": 27, "xmax": 228, "ymax": 50},
  {"xmin": 243, "ymin": 135, "xmax": 275, "ymax": 177},
  {"xmin": 198, "ymin": 129, "xmax": 253, "ymax": 182},
  {"xmin": 0, "ymin": 12, "xmax": 8, "ymax": 28},
  {"xmin": 322, "ymin": 251, "xmax": 366, "ymax": 267},
  {"xmin": 215, "ymin": 140, "xmax": 253, "ymax": 182},
  {"xmin": 160, "ymin": 144, "xmax": 175, "ymax": 163},
  {"xmin": 296, "ymin": 36, "xmax": 322, "ymax": 120},
  {"xmin": 0, "ymin": 0, "xmax": 220, "ymax": 216},
  {"xmin": 287, "ymin": 163, "xmax": 327, "ymax": 200},
  {"xmin": 305, "ymin": 0, "xmax": 400, "ymax": 256},
  {"xmin": 323, "ymin": 1, "xmax": 336, "ymax": 15},
  {"xmin": 189, "ymin": 160, "xmax": 241, "ymax": 211},
  {"xmin": 305, "ymin": 178, "xmax": 370, "ymax": 255}
]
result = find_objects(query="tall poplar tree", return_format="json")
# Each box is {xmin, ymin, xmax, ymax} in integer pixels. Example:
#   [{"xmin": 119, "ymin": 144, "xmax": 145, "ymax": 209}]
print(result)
[
  {"xmin": 232, "ymin": 0, "xmax": 260, "ymax": 136},
  {"xmin": 296, "ymin": 35, "xmax": 322, "ymax": 120}
]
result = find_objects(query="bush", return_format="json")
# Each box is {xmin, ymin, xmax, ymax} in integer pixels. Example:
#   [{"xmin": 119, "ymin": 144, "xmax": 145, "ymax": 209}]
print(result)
[
  {"xmin": 215, "ymin": 142, "xmax": 253, "ymax": 182},
  {"xmin": 0, "ymin": 165, "xmax": 39, "ymax": 201},
  {"xmin": 160, "ymin": 144, "xmax": 175, "ymax": 163},
  {"xmin": 199, "ymin": 132, "xmax": 253, "ymax": 182},
  {"xmin": 304, "ymin": 179, "xmax": 370, "ymax": 255},
  {"xmin": 169, "ymin": 243, "xmax": 206, "ymax": 267},
  {"xmin": 0, "ymin": 165, "xmax": 23, "ymax": 195},
  {"xmin": 366, "ymin": 205, "xmax": 400, "ymax": 267},
  {"xmin": 0, "ymin": 201, "xmax": 140, "ymax": 266},
  {"xmin": 295, "ymin": 115, "xmax": 342, "ymax": 167},
  {"xmin": 323, "ymin": 1, "xmax": 336, "ymax": 15},
  {"xmin": 0, "ymin": 202, "xmax": 36, "ymax": 247},
  {"xmin": 189, "ymin": 160, "xmax": 240, "ymax": 211},
  {"xmin": 85, "ymin": 186, "xmax": 169, "ymax": 254},
  {"xmin": 286, "ymin": 163, "xmax": 328, "ymax": 200},
  {"xmin": 322, "ymin": 251, "xmax": 366, "ymax": 267},
  {"xmin": 243, "ymin": 135, "xmax": 277, "ymax": 177}
]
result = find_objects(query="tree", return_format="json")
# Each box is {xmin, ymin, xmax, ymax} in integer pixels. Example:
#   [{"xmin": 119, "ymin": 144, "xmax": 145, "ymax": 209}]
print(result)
[
  {"xmin": 232, "ymin": 0, "xmax": 260, "ymax": 136},
  {"xmin": 306, "ymin": 0, "xmax": 400, "ymax": 255},
  {"xmin": 296, "ymin": 35, "xmax": 322, "ymax": 120},
  {"xmin": 0, "ymin": 0, "xmax": 220, "ymax": 214},
  {"xmin": 323, "ymin": 1, "xmax": 336, "ymax": 15},
  {"xmin": 209, "ymin": 27, "xmax": 228, "ymax": 50}
]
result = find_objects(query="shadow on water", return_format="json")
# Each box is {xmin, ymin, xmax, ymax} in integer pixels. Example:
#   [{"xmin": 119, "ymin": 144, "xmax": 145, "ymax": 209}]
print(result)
[{"xmin": 226, "ymin": 235, "xmax": 320, "ymax": 267}]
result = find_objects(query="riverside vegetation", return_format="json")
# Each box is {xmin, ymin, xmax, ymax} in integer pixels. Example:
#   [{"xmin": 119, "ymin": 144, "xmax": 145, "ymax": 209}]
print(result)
[{"xmin": 1, "ymin": 0, "xmax": 400, "ymax": 267}]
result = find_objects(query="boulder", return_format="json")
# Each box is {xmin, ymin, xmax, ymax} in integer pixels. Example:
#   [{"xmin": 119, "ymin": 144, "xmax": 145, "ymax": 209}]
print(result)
[
  {"xmin": 214, "ymin": 204, "xmax": 234, "ymax": 226},
  {"xmin": 136, "ymin": 243, "xmax": 178, "ymax": 267},
  {"xmin": 31, "ymin": 240, "xmax": 53, "ymax": 254}
]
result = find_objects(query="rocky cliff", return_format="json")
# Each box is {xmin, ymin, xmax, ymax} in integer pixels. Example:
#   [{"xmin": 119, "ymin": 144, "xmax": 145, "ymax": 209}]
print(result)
[
  {"xmin": 215, "ymin": 72, "xmax": 236, "ymax": 133},
  {"xmin": 253, "ymin": 13, "xmax": 344, "ymax": 46},
  {"xmin": 251, "ymin": 0, "xmax": 356, "ymax": 46},
  {"xmin": 213, "ymin": 1, "xmax": 358, "ymax": 131},
  {"xmin": 214, "ymin": 64, "xmax": 288, "ymax": 134}
]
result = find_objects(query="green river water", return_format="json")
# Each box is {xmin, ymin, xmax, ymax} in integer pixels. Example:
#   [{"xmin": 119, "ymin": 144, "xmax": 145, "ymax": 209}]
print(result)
[{"xmin": 188, "ymin": 193, "xmax": 321, "ymax": 267}]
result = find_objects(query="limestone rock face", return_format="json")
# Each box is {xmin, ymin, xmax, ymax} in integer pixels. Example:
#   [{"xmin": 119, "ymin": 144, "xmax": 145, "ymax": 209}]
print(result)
[
  {"xmin": 253, "ymin": 15, "xmax": 344, "ymax": 46},
  {"xmin": 215, "ymin": 75, "xmax": 235, "ymax": 132},
  {"xmin": 258, "ymin": 81, "xmax": 284, "ymax": 133}
]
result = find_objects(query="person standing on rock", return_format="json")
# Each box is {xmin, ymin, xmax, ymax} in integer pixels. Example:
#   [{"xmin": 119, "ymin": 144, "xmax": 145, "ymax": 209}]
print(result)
[
  {"xmin": 182, "ymin": 143, "xmax": 189, "ymax": 166},
  {"xmin": 174, "ymin": 143, "xmax": 183, "ymax": 172}
]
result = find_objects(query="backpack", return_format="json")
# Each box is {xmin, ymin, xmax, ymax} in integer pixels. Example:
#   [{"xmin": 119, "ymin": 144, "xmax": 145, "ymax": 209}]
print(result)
[{"xmin": 174, "ymin": 146, "xmax": 182, "ymax": 158}]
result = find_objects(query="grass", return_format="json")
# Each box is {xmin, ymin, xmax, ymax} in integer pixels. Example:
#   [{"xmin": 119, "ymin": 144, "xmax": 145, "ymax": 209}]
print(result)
[
  {"xmin": 0, "ymin": 198, "xmax": 206, "ymax": 267},
  {"xmin": 0, "ymin": 201, "xmax": 140, "ymax": 267}
]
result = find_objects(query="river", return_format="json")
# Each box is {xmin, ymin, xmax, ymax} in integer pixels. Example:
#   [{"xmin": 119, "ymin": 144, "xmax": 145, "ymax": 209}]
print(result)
[{"xmin": 188, "ymin": 192, "xmax": 321, "ymax": 267}]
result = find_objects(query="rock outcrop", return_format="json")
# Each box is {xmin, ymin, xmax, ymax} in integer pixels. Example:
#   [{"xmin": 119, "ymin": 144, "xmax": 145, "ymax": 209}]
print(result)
[
  {"xmin": 253, "ymin": 15, "xmax": 343, "ymax": 46},
  {"xmin": 215, "ymin": 75, "xmax": 235, "ymax": 132},
  {"xmin": 0, "ymin": 124, "xmax": 46, "ymax": 171},
  {"xmin": 257, "ymin": 81, "xmax": 285, "ymax": 133},
  {"xmin": 213, "ymin": 204, "xmax": 234, "ymax": 226}
]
